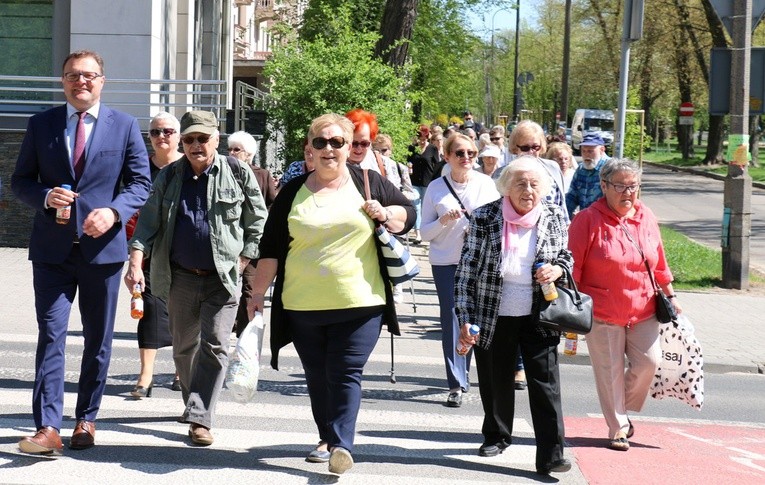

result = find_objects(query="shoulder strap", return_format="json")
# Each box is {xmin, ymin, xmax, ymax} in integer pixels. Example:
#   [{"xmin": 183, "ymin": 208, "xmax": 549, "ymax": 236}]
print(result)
[
  {"xmin": 362, "ymin": 169, "xmax": 372, "ymax": 200},
  {"xmin": 618, "ymin": 222, "xmax": 659, "ymax": 291},
  {"xmin": 226, "ymin": 155, "xmax": 245, "ymax": 190},
  {"xmin": 373, "ymin": 151, "xmax": 387, "ymax": 177},
  {"xmin": 442, "ymin": 175, "xmax": 471, "ymax": 220}
]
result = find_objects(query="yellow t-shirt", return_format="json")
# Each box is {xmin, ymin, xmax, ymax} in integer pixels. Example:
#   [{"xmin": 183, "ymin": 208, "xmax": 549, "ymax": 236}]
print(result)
[{"xmin": 282, "ymin": 180, "xmax": 386, "ymax": 311}]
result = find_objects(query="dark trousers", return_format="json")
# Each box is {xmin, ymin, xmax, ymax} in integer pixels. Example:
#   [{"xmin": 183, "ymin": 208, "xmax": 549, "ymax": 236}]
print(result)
[
  {"xmin": 234, "ymin": 259, "xmax": 258, "ymax": 337},
  {"xmin": 168, "ymin": 269, "xmax": 237, "ymax": 429},
  {"xmin": 474, "ymin": 315, "xmax": 565, "ymax": 468},
  {"xmin": 288, "ymin": 307, "xmax": 383, "ymax": 452},
  {"xmin": 31, "ymin": 245, "xmax": 123, "ymax": 430}
]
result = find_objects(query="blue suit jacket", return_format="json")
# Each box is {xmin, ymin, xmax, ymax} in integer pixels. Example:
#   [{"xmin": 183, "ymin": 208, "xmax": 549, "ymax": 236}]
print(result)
[{"xmin": 11, "ymin": 104, "xmax": 151, "ymax": 264}]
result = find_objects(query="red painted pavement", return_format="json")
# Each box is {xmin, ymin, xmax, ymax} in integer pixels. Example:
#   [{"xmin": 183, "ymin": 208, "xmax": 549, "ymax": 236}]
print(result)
[{"xmin": 564, "ymin": 417, "xmax": 765, "ymax": 484}]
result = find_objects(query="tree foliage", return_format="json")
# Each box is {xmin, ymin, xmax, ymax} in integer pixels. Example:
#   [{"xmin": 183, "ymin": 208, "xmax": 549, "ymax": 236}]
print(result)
[{"xmin": 263, "ymin": 7, "xmax": 414, "ymax": 165}]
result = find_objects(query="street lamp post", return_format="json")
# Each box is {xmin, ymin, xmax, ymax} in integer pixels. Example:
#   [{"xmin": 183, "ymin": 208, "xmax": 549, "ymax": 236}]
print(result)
[
  {"xmin": 490, "ymin": 7, "xmax": 514, "ymax": 127},
  {"xmin": 512, "ymin": 0, "xmax": 521, "ymax": 123}
]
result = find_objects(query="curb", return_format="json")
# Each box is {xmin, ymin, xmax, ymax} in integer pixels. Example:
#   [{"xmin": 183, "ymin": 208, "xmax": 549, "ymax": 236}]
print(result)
[{"xmin": 643, "ymin": 160, "xmax": 765, "ymax": 190}]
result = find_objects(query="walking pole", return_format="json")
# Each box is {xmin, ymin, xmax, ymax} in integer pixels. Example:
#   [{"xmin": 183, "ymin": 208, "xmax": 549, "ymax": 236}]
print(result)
[
  {"xmin": 390, "ymin": 332, "xmax": 396, "ymax": 384},
  {"xmin": 405, "ymin": 233, "xmax": 418, "ymax": 320}
]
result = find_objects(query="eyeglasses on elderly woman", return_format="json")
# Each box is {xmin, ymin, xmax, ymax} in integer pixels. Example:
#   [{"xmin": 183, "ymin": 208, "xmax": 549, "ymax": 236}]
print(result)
[
  {"xmin": 149, "ymin": 128, "xmax": 176, "ymax": 138},
  {"xmin": 517, "ymin": 144, "xmax": 541, "ymax": 152},
  {"xmin": 454, "ymin": 149, "xmax": 477, "ymax": 158},
  {"xmin": 311, "ymin": 136, "xmax": 346, "ymax": 149},
  {"xmin": 605, "ymin": 181, "xmax": 641, "ymax": 193}
]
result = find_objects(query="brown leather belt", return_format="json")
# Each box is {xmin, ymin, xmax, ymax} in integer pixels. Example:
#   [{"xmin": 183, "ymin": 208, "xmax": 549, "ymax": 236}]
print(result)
[{"xmin": 173, "ymin": 263, "xmax": 213, "ymax": 277}]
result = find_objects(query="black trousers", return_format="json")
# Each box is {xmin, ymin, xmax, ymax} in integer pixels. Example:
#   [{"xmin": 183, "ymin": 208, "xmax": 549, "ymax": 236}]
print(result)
[{"xmin": 474, "ymin": 315, "xmax": 565, "ymax": 468}]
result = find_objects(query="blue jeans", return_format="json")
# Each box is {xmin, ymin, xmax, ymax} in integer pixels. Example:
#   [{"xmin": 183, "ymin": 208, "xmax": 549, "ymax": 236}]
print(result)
[
  {"xmin": 288, "ymin": 307, "xmax": 383, "ymax": 452},
  {"xmin": 414, "ymin": 186, "xmax": 427, "ymax": 231},
  {"xmin": 432, "ymin": 264, "xmax": 471, "ymax": 392}
]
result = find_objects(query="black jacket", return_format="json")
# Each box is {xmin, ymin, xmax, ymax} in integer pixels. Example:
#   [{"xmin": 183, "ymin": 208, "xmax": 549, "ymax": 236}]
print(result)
[{"xmin": 259, "ymin": 164, "xmax": 416, "ymax": 369}]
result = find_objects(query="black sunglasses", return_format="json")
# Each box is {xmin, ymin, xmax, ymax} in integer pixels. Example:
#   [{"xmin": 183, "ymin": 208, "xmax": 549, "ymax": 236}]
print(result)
[
  {"xmin": 454, "ymin": 149, "xmax": 477, "ymax": 158},
  {"xmin": 352, "ymin": 140, "xmax": 371, "ymax": 148},
  {"xmin": 490, "ymin": 137, "xmax": 501, "ymax": 142},
  {"xmin": 312, "ymin": 136, "xmax": 346, "ymax": 149},
  {"xmin": 517, "ymin": 144, "xmax": 541, "ymax": 152},
  {"xmin": 229, "ymin": 147, "xmax": 243, "ymax": 153},
  {"xmin": 149, "ymin": 128, "xmax": 177, "ymax": 138},
  {"xmin": 182, "ymin": 135, "xmax": 211, "ymax": 145}
]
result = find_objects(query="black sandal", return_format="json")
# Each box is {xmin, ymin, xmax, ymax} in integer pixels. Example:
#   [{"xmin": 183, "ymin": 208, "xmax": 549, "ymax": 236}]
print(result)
[{"xmin": 609, "ymin": 436, "xmax": 630, "ymax": 451}]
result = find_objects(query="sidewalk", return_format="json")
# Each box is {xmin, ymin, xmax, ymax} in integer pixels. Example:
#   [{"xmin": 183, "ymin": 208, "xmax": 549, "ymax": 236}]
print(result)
[
  {"xmin": 392, "ymin": 244, "xmax": 765, "ymax": 375},
  {"xmin": 4, "ymin": 163, "xmax": 765, "ymax": 377}
]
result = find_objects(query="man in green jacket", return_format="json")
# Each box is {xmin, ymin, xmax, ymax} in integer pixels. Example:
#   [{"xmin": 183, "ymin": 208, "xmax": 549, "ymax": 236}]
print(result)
[{"xmin": 125, "ymin": 111, "xmax": 267, "ymax": 446}]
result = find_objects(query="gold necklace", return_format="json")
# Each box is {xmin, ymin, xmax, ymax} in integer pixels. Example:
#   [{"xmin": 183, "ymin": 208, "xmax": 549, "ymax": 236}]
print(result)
[{"xmin": 310, "ymin": 173, "xmax": 349, "ymax": 208}]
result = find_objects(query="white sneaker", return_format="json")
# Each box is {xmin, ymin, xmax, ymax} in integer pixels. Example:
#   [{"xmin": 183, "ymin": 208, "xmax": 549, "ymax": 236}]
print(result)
[{"xmin": 392, "ymin": 284, "xmax": 403, "ymax": 303}]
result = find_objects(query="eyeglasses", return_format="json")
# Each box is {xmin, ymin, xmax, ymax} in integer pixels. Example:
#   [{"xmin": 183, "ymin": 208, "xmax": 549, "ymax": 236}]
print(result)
[
  {"xmin": 378, "ymin": 148, "xmax": 391, "ymax": 154},
  {"xmin": 311, "ymin": 136, "xmax": 346, "ymax": 149},
  {"xmin": 606, "ymin": 181, "xmax": 641, "ymax": 193},
  {"xmin": 490, "ymin": 137, "xmax": 501, "ymax": 142},
  {"xmin": 517, "ymin": 144, "xmax": 541, "ymax": 152},
  {"xmin": 454, "ymin": 149, "xmax": 477, "ymax": 158},
  {"xmin": 228, "ymin": 147, "xmax": 243, "ymax": 153},
  {"xmin": 63, "ymin": 71, "xmax": 103, "ymax": 82},
  {"xmin": 149, "ymin": 128, "xmax": 177, "ymax": 138},
  {"xmin": 351, "ymin": 140, "xmax": 371, "ymax": 148},
  {"xmin": 182, "ymin": 134, "xmax": 211, "ymax": 145}
]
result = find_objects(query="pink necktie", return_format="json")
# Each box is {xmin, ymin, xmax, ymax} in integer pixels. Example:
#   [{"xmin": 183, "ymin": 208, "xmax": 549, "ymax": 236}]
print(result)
[{"xmin": 73, "ymin": 111, "xmax": 86, "ymax": 179}]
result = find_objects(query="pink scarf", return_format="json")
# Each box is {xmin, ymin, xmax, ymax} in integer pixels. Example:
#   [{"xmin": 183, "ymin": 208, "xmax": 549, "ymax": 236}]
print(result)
[{"xmin": 500, "ymin": 197, "xmax": 542, "ymax": 275}]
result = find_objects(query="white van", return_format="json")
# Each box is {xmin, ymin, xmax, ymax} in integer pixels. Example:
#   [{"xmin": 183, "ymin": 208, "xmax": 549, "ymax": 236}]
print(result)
[{"xmin": 571, "ymin": 109, "xmax": 614, "ymax": 153}]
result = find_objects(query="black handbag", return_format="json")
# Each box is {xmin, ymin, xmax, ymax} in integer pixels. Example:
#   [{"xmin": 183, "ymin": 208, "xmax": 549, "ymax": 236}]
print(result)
[
  {"xmin": 618, "ymin": 223, "xmax": 677, "ymax": 323},
  {"xmin": 538, "ymin": 266, "xmax": 593, "ymax": 335}
]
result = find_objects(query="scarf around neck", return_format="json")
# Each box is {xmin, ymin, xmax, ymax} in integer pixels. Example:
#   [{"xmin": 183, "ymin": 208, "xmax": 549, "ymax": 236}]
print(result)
[{"xmin": 500, "ymin": 197, "xmax": 542, "ymax": 275}]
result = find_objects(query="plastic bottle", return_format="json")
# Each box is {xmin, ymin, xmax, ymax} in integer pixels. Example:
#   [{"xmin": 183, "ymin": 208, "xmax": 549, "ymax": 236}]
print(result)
[
  {"xmin": 456, "ymin": 324, "xmax": 480, "ymax": 356},
  {"xmin": 130, "ymin": 284, "xmax": 144, "ymax": 319},
  {"xmin": 533, "ymin": 262, "xmax": 559, "ymax": 301},
  {"xmin": 563, "ymin": 333, "xmax": 578, "ymax": 355},
  {"xmin": 56, "ymin": 184, "xmax": 72, "ymax": 225}
]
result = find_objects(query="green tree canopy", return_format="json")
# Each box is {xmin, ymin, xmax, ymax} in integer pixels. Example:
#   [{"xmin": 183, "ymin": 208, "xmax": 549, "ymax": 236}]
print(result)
[{"xmin": 263, "ymin": 7, "xmax": 414, "ymax": 164}]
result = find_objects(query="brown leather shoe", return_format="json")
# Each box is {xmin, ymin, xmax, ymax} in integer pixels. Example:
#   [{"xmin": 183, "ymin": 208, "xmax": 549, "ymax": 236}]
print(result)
[
  {"xmin": 18, "ymin": 427, "xmax": 63, "ymax": 455},
  {"xmin": 188, "ymin": 423, "xmax": 214, "ymax": 446},
  {"xmin": 70, "ymin": 420, "xmax": 96, "ymax": 450}
]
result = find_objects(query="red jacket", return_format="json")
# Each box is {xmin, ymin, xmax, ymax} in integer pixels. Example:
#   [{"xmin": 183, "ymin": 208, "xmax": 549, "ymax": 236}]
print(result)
[{"xmin": 568, "ymin": 198, "xmax": 673, "ymax": 326}]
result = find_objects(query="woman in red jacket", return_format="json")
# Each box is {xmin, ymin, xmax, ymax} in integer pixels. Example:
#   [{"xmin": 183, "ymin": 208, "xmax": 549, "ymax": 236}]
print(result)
[{"xmin": 568, "ymin": 158, "xmax": 682, "ymax": 451}]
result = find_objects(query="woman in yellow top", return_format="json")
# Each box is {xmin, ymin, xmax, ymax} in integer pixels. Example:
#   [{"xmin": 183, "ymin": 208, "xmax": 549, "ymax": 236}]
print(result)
[{"xmin": 251, "ymin": 113, "xmax": 415, "ymax": 475}]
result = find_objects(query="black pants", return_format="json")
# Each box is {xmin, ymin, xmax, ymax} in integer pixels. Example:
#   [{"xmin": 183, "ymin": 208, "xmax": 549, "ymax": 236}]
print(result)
[{"xmin": 474, "ymin": 315, "xmax": 565, "ymax": 468}]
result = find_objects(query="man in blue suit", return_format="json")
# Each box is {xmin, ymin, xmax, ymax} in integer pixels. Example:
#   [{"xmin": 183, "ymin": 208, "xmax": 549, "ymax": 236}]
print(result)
[{"xmin": 11, "ymin": 50, "xmax": 151, "ymax": 455}]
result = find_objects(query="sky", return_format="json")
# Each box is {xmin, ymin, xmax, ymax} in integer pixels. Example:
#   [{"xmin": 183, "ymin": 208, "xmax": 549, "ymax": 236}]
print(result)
[{"xmin": 467, "ymin": 0, "xmax": 543, "ymax": 41}]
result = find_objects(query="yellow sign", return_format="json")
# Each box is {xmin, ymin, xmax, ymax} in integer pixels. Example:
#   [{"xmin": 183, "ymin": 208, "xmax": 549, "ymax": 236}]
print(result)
[{"xmin": 725, "ymin": 134, "xmax": 750, "ymax": 164}]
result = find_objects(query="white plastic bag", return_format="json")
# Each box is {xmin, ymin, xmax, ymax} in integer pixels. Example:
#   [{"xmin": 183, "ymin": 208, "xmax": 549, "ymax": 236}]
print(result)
[
  {"xmin": 650, "ymin": 314, "xmax": 704, "ymax": 409},
  {"xmin": 225, "ymin": 311, "xmax": 265, "ymax": 403}
]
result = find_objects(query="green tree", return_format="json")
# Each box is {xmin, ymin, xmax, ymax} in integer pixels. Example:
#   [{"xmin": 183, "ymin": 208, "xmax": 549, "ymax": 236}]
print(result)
[
  {"xmin": 263, "ymin": 8, "xmax": 414, "ymax": 165},
  {"xmin": 409, "ymin": 0, "xmax": 484, "ymax": 121},
  {"xmin": 623, "ymin": 87, "xmax": 652, "ymax": 159}
]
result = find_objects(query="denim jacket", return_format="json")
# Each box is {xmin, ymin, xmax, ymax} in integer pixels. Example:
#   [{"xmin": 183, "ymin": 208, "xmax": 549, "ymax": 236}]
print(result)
[{"xmin": 130, "ymin": 154, "xmax": 268, "ymax": 299}]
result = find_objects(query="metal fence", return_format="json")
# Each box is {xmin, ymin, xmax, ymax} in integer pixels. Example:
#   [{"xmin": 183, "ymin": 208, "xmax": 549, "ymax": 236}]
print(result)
[{"xmin": 0, "ymin": 75, "xmax": 227, "ymax": 131}]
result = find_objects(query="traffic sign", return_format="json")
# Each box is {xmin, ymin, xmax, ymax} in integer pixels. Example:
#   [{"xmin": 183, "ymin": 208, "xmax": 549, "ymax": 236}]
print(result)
[
  {"xmin": 710, "ymin": 0, "xmax": 765, "ymax": 38},
  {"xmin": 679, "ymin": 102, "xmax": 695, "ymax": 116}
]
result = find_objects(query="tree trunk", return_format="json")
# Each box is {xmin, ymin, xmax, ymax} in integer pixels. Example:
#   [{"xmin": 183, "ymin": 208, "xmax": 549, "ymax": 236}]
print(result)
[
  {"xmin": 375, "ymin": 0, "xmax": 420, "ymax": 68},
  {"xmin": 705, "ymin": 115, "xmax": 725, "ymax": 164},
  {"xmin": 750, "ymin": 116, "xmax": 762, "ymax": 167},
  {"xmin": 700, "ymin": 0, "xmax": 729, "ymax": 164}
]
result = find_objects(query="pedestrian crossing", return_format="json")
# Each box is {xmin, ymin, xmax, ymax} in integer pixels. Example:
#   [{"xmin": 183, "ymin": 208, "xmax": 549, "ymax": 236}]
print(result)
[{"xmin": 0, "ymin": 320, "xmax": 578, "ymax": 485}]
